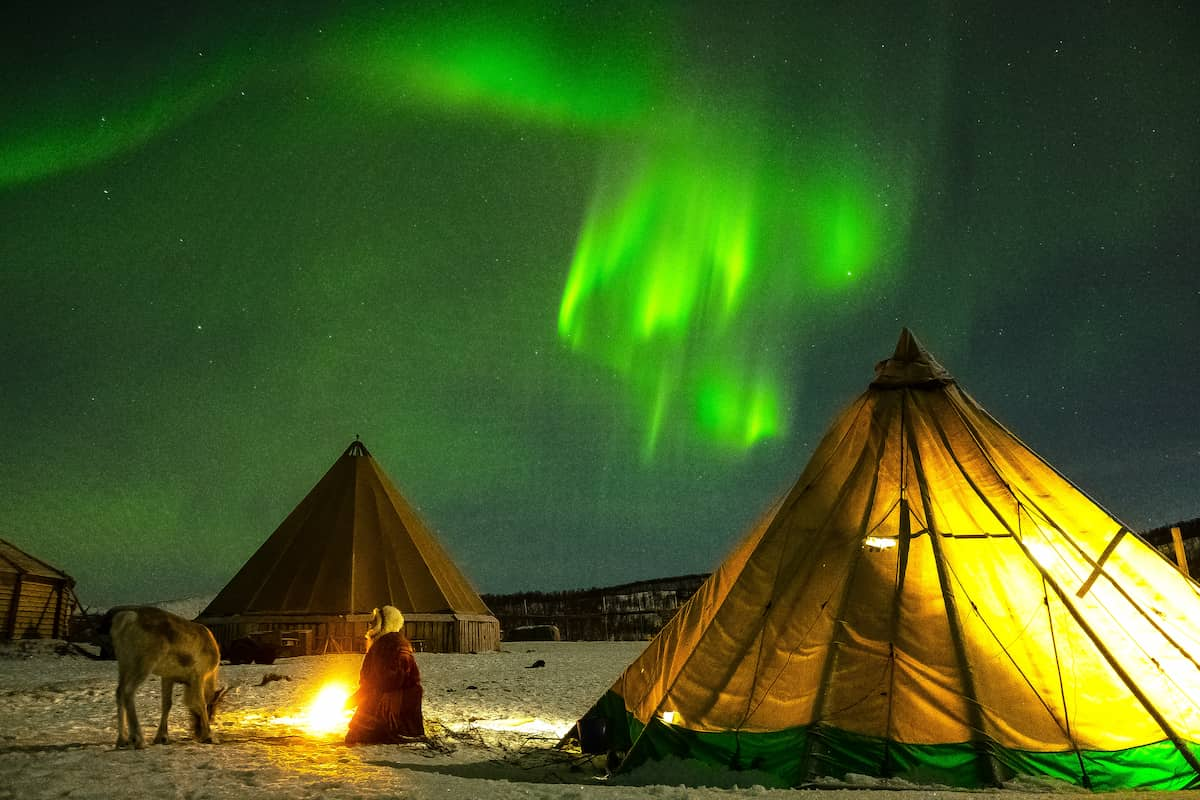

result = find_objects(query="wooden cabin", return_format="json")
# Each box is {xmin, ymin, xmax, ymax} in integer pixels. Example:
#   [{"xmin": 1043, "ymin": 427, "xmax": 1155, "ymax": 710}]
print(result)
[{"xmin": 0, "ymin": 537, "xmax": 77, "ymax": 640}]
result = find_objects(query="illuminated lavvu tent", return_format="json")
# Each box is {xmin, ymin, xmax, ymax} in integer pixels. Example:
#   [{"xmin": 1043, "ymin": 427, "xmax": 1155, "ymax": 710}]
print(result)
[
  {"xmin": 198, "ymin": 440, "xmax": 498, "ymax": 654},
  {"xmin": 573, "ymin": 329, "xmax": 1200, "ymax": 790}
]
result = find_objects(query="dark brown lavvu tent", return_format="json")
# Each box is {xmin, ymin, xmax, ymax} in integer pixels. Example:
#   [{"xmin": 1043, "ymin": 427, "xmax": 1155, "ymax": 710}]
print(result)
[
  {"xmin": 1, "ymin": 537, "xmax": 78, "ymax": 640},
  {"xmin": 198, "ymin": 440, "xmax": 499, "ymax": 654}
]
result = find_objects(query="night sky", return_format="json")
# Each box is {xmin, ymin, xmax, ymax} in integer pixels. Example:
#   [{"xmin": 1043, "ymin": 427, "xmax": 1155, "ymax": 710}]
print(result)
[{"xmin": 3, "ymin": 2, "xmax": 1197, "ymax": 608}]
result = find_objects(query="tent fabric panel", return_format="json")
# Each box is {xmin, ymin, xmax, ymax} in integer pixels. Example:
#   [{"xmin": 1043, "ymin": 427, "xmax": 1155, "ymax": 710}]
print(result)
[
  {"xmin": 937, "ymin": 535, "xmax": 1087, "ymax": 750},
  {"xmin": 287, "ymin": 458, "xmax": 357, "ymax": 611},
  {"xmin": 944, "ymin": 534, "xmax": 1168, "ymax": 751},
  {"xmin": 817, "ymin": 531, "xmax": 903, "ymax": 738},
  {"xmin": 905, "ymin": 390, "xmax": 1019, "ymax": 536},
  {"xmin": 991, "ymin": 511, "xmax": 1200, "ymax": 746},
  {"xmin": 296, "ymin": 457, "xmax": 353, "ymax": 607},
  {"xmin": 658, "ymin": 393, "xmax": 895, "ymax": 733},
  {"xmin": 615, "ymin": 501, "xmax": 782, "ymax": 726},
  {"xmin": 681, "ymin": 506, "xmax": 866, "ymax": 731},
  {"xmin": 733, "ymin": 532, "xmax": 856, "ymax": 731},
  {"xmin": 370, "ymin": 457, "xmax": 491, "ymax": 614},
  {"xmin": 358, "ymin": 461, "xmax": 429, "ymax": 611},
  {"xmin": 818, "ymin": 620, "xmax": 898, "ymax": 738},
  {"xmin": 1058, "ymin": 571, "xmax": 1200, "ymax": 746},
  {"xmin": 888, "ymin": 530, "xmax": 975, "ymax": 743},
  {"xmin": 816, "ymin": 727, "xmax": 984, "ymax": 787}
]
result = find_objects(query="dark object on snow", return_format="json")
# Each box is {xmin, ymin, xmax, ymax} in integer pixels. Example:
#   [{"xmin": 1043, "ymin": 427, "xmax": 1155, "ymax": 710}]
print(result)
[
  {"xmin": 505, "ymin": 624, "xmax": 561, "ymax": 642},
  {"xmin": 68, "ymin": 642, "xmax": 105, "ymax": 660},
  {"xmin": 226, "ymin": 637, "xmax": 278, "ymax": 665},
  {"xmin": 257, "ymin": 672, "xmax": 292, "ymax": 686},
  {"xmin": 526, "ymin": 659, "xmax": 546, "ymax": 669},
  {"xmin": 576, "ymin": 715, "xmax": 607, "ymax": 752}
]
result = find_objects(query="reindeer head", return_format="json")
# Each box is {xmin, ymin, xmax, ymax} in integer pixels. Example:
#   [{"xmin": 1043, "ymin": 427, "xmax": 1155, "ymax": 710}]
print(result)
[{"xmin": 192, "ymin": 686, "xmax": 229, "ymax": 738}]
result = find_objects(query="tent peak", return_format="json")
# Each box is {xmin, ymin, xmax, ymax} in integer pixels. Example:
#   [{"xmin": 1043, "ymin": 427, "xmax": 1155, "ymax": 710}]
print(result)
[
  {"xmin": 343, "ymin": 438, "xmax": 371, "ymax": 458},
  {"xmin": 870, "ymin": 328, "xmax": 953, "ymax": 388}
]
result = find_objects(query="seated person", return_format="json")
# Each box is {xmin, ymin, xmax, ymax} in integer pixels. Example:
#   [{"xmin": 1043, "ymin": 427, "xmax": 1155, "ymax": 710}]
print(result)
[{"xmin": 346, "ymin": 610, "xmax": 424, "ymax": 743}]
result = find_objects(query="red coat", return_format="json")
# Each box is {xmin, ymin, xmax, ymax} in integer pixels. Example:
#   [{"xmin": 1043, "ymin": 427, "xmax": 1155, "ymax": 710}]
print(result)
[{"xmin": 346, "ymin": 632, "xmax": 424, "ymax": 743}]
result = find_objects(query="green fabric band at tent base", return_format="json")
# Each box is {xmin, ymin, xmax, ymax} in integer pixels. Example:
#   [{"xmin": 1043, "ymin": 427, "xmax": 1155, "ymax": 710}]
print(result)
[{"xmin": 584, "ymin": 691, "xmax": 1200, "ymax": 791}]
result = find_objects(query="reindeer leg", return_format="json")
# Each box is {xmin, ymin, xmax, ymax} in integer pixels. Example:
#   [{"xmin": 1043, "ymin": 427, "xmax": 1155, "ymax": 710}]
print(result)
[
  {"xmin": 154, "ymin": 678, "xmax": 174, "ymax": 744},
  {"xmin": 184, "ymin": 680, "xmax": 213, "ymax": 743},
  {"xmin": 116, "ymin": 664, "xmax": 151, "ymax": 749},
  {"xmin": 115, "ymin": 678, "xmax": 128, "ymax": 748}
]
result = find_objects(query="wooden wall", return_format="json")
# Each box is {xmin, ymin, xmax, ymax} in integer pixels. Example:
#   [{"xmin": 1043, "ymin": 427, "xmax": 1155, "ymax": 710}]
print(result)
[
  {"xmin": 0, "ymin": 573, "xmax": 74, "ymax": 640},
  {"xmin": 199, "ymin": 612, "xmax": 500, "ymax": 656},
  {"xmin": 484, "ymin": 573, "xmax": 709, "ymax": 641}
]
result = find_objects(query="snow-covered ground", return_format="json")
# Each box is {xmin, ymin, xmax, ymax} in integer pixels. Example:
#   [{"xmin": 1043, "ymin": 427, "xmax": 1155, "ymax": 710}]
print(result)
[{"xmin": 0, "ymin": 638, "xmax": 1162, "ymax": 800}]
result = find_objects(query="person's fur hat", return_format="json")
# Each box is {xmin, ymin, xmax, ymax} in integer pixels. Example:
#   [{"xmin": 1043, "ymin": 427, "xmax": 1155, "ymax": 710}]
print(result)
[{"xmin": 367, "ymin": 605, "xmax": 405, "ymax": 643}]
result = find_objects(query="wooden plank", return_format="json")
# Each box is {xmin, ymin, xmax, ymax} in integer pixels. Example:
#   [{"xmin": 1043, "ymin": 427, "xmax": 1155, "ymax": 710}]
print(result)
[
  {"xmin": 5, "ymin": 574, "xmax": 22, "ymax": 639},
  {"xmin": 1077, "ymin": 528, "xmax": 1127, "ymax": 598},
  {"xmin": 1172, "ymin": 526, "xmax": 1190, "ymax": 577}
]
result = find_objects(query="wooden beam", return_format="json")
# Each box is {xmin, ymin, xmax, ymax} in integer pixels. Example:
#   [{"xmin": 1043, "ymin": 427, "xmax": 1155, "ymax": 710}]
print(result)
[
  {"xmin": 1171, "ymin": 526, "xmax": 1190, "ymax": 577},
  {"xmin": 1077, "ymin": 528, "xmax": 1127, "ymax": 598},
  {"xmin": 5, "ymin": 574, "xmax": 22, "ymax": 639}
]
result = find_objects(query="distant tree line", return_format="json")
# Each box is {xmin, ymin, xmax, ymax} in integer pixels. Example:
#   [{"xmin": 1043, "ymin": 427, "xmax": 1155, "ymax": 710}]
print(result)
[{"xmin": 483, "ymin": 573, "xmax": 710, "ymax": 641}]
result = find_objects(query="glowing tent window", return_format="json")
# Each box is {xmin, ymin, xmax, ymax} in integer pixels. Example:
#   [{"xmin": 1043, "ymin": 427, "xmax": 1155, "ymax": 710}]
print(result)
[{"xmin": 864, "ymin": 536, "xmax": 898, "ymax": 552}]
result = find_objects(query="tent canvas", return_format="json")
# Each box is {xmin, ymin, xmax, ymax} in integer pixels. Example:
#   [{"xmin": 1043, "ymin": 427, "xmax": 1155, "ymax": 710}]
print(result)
[{"xmin": 574, "ymin": 329, "xmax": 1200, "ymax": 790}]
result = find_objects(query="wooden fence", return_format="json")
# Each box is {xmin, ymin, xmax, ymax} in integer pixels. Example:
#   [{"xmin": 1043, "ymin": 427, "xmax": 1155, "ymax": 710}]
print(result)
[{"xmin": 484, "ymin": 573, "xmax": 709, "ymax": 641}]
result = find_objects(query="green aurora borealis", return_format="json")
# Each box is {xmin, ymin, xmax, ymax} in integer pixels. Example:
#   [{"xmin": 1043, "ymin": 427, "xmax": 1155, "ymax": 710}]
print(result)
[{"xmin": 2, "ymin": 2, "xmax": 1197, "ymax": 606}]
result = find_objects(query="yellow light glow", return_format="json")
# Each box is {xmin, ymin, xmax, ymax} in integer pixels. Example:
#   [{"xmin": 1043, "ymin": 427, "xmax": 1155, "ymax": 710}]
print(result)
[
  {"xmin": 661, "ymin": 711, "xmax": 678, "ymax": 724},
  {"xmin": 1023, "ymin": 539, "xmax": 1056, "ymax": 569},
  {"xmin": 448, "ymin": 717, "xmax": 570, "ymax": 737},
  {"xmin": 308, "ymin": 683, "xmax": 353, "ymax": 734},
  {"xmin": 864, "ymin": 536, "xmax": 898, "ymax": 550},
  {"xmin": 270, "ymin": 682, "xmax": 354, "ymax": 736}
]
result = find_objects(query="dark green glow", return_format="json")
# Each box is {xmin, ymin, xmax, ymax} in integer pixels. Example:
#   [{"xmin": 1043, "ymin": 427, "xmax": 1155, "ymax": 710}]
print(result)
[
  {"xmin": 0, "ymin": 73, "xmax": 234, "ymax": 188},
  {"xmin": 795, "ymin": 164, "xmax": 884, "ymax": 287},
  {"xmin": 321, "ymin": 5, "xmax": 660, "ymax": 129}
]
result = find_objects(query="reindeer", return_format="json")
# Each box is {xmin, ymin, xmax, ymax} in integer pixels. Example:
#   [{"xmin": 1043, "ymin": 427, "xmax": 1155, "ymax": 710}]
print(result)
[
  {"xmin": 365, "ymin": 604, "xmax": 405, "ymax": 649},
  {"xmin": 108, "ymin": 606, "xmax": 228, "ymax": 748}
]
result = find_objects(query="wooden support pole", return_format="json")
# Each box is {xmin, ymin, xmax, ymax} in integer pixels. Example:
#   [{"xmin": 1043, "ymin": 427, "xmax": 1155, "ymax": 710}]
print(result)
[
  {"xmin": 5, "ymin": 574, "xmax": 23, "ymax": 639},
  {"xmin": 1171, "ymin": 526, "xmax": 1190, "ymax": 577}
]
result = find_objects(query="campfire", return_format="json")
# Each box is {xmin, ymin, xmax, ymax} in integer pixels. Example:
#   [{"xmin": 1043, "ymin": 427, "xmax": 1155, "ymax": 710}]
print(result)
[{"xmin": 270, "ymin": 682, "xmax": 354, "ymax": 736}]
